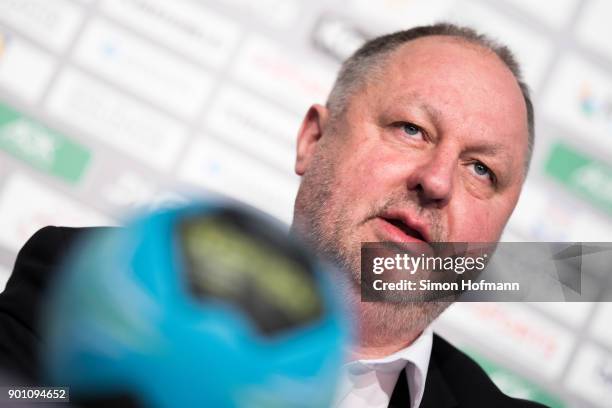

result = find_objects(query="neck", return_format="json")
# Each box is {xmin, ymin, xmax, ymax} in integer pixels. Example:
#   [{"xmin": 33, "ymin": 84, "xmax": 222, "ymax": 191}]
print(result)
[
  {"xmin": 346, "ymin": 301, "xmax": 431, "ymax": 361},
  {"xmin": 349, "ymin": 327, "xmax": 422, "ymax": 361}
]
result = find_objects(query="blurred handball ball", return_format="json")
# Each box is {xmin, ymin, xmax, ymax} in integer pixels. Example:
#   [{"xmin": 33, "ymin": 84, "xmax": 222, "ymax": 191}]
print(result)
[{"xmin": 40, "ymin": 201, "xmax": 350, "ymax": 408}]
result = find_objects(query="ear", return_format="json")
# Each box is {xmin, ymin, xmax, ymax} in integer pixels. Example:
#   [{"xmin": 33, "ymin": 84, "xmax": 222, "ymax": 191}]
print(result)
[{"xmin": 295, "ymin": 104, "xmax": 329, "ymax": 176}]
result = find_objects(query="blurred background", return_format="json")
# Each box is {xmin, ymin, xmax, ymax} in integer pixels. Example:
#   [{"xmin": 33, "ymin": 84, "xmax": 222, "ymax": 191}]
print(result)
[{"xmin": 0, "ymin": 0, "xmax": 610, "ymax": 406}]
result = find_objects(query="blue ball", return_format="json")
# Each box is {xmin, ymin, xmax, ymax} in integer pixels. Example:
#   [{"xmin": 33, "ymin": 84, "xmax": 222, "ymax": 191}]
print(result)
[{"xmin": 41, "ymin": 201, "xmax": 350, "ymax": 408}]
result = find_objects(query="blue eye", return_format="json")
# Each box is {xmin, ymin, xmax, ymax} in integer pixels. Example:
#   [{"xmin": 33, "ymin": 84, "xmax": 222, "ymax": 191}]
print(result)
[
  {"xmin": 474, "ymin": 162, "xmax": 489, "ymax": 176},
  {"xmin": 471, "ymin": 162, "xmax": 496, "ymax": 184},
  {"xmin": 402, "ymin": 123, "xmax": 423, "ymax": 139}
]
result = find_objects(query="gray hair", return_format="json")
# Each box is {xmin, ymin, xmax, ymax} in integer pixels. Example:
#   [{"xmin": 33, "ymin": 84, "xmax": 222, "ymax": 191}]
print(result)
[{"xmin": 326, "ymin": 23, "xmax": 535, "ymax": 174}]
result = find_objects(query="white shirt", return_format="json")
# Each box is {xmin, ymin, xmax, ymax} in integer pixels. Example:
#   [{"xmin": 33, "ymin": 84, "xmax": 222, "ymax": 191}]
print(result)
[{"xmin": 332, "ymin": 328, "xmax": 433, "ymax": 408}]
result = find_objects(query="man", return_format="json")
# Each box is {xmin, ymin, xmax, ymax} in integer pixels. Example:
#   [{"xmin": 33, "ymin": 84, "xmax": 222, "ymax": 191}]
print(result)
[
  {"xmin": 0, "ymin": 23, "xmax": 543, "ymax": 407},
  {"xmin": 291, "ymin": 23, "xmax": 539, "ymax": 407}
]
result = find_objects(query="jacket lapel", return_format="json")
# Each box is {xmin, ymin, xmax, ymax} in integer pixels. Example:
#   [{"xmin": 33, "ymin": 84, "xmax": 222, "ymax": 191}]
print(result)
[
  {"xmin": 419, "ymin": 357, "xmax": 457, "ymax": 408},
  {"xmin": 388, "ymin": 368, "xmax": 410, "ymax": 407}
]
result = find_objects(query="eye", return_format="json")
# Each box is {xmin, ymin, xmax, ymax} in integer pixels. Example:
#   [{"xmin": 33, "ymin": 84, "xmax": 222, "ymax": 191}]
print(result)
[
  {"xmin": 470, "ymin": 161, "xmax": 496, "ymax": 183},
  {"xmin": 400, "ymin": 122, "xmax": 425, "ymax": 140}
]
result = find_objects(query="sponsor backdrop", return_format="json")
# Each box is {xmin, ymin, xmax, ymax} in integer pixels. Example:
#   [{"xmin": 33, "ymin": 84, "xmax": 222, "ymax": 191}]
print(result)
[{"xmin": 0, "ymin": 0, "xmax": 610, "ymax": 406}]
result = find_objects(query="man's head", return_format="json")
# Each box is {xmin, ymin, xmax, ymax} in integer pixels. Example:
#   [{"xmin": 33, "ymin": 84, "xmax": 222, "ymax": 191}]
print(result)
[{"xmin": 292, "ymin": 23, "xmax": 533, "ymax": 349}]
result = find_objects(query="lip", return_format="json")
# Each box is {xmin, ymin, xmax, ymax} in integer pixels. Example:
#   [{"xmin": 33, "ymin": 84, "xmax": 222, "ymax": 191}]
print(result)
[{"xmin": 375, "ymin": 210, "xmax": 431, "ymax": 244}]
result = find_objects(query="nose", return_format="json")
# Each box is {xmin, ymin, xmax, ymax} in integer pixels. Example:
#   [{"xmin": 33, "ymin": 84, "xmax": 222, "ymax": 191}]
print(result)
[{"xmin": 406, "ymin": 147, "xmax": 456, "ymax": 207}]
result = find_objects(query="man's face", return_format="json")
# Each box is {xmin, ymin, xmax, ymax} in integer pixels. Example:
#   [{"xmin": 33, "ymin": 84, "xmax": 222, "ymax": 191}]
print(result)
[{"xmin": 292, "ymin": 36, "xmax": 529, "ymax": 342}]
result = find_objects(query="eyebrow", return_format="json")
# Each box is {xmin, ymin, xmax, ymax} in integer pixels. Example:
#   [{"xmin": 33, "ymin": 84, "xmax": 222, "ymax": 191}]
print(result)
[
  {"xmin": 465, "ymin": 144, "xmax": 514, "ymax": 181},
  {"xmin": 395, "ymin": 93, "xmax": 443, "ymax": 128},
  {"xmin": 464, "ymin": 143, "xmax": 508, "ymax": 158}
]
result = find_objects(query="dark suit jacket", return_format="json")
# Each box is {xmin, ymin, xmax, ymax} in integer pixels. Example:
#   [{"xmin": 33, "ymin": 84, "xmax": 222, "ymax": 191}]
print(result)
[{"xmin": 0, "ymin": 226, "xmax": 547, "ymax": 407}]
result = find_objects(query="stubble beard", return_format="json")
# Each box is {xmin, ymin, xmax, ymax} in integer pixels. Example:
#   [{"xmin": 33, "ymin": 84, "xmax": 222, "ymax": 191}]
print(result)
[{"xmin": 292, "ymin": 147, "xmax": 450, "ymax": 348}]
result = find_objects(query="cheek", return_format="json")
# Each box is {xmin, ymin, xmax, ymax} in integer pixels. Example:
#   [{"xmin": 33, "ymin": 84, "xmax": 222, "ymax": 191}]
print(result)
[
  {"xmin": 337, "ymin": 148, "xmax": 404, "ymax": 199},
  {"xmin": 449, "ymin": 196, "xmax": 515, "ymax": 242},
  {"xmin": 323, "ymin": 148, "xmax": 400, "ymax": 231}
]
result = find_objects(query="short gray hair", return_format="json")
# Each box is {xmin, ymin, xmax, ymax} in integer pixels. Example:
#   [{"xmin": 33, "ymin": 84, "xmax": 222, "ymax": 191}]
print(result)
[{"xmin": 326, "ymin": 23, "xmax": 535, "ymax": 174}]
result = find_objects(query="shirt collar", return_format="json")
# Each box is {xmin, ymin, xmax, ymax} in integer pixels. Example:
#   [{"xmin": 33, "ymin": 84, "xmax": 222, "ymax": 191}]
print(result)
[{"xmin": 335, "ymin": 327, "xmax": 434, "ymax": 408}]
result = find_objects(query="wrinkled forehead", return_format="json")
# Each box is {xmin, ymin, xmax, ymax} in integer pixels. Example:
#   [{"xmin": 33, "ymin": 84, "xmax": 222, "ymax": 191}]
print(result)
[{"xmin": 373, "ymin": 37, "xmax": 525, "ymax": 113}]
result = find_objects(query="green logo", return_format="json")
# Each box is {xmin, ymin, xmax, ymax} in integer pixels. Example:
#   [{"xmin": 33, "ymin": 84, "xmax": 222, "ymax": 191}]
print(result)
[
  {"xmin": 545, "ymin": 142, "xmax": 612, "ymax": 215},
  {"xmin": 0, "ymin": 103, "xmax": 91, "ymax": 183}
]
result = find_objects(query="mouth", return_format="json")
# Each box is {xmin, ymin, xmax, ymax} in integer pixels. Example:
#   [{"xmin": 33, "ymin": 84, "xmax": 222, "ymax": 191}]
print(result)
[{"xmin": 376, "ymin": 215, "xmax": 429, "ymax": 243}]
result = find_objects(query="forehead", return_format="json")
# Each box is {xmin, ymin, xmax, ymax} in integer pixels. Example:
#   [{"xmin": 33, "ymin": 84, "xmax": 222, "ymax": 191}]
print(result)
[{"xmin": 359, "ymin": 36, "xmax": 529, "ymax": 144}]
